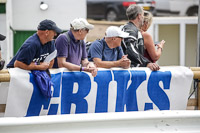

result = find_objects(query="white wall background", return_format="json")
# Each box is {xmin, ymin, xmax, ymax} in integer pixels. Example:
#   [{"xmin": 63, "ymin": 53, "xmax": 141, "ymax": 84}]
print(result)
[
  {"xmin": 5, "ymin": 0, "xmax": 86, "ymax": 63},
  {"xmin": 11, "ymin": 0, "xmax": 87, "ymax": 30}
]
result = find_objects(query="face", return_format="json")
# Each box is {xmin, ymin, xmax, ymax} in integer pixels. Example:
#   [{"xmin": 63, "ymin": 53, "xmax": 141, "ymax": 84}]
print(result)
[
  {"xmin": 112, "ymin": 37, "xmax": 122, "ymax": 48},
  {"xmin": 138, "ymin": 11, "xmax": 144, "ymax": 29},
  {"xmin": 79, "ymin": 28, "xmax": 89, "ymax": 40},
  {"xmin": 141, "ymin": 21, "xmax": 148, "ymax": 32},
  {"xmin": 46, "ymin": 30, "xmax": 57, "ymax": 41}
]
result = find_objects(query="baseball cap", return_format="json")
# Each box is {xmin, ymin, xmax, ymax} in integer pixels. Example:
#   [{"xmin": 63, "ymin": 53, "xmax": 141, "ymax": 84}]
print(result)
[
  {"xmin": 70, "ymin": 18, "xmax": 94, "ymax": 30},
  {"xmin": 0, "ymin": 34, "xmax": 6, "ymax": 41},
  {"xmin": 37, "ymin": 19, "xmax": 62, "ymax": 33},
  {"xmin": 105, "ymin": 26, "xmax": 129, "ymax": 38}
]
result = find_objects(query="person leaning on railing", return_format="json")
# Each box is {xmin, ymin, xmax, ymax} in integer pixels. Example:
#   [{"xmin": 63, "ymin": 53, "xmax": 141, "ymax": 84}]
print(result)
[
  {"xmin": 141, "ymin": 11, "xmax": 165, "ymax": 63},
  {"xmin": 6, "ymin": 19, "xmax": 62, "ymax": 70},
  {"xmin": 88, "ymin": 26, "xmax": 131, "ymax": 69},
  {"xmin": 121, "ymin": 5, "xmax": 160, "ymax": 71},
  {"xmin": 53, "ymin": 18, "xmax": 98, "ymax": 77}
]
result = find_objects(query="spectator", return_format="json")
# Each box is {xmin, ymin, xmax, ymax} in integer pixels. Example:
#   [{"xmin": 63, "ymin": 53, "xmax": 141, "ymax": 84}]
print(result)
[
  {"xmin": 141, "ymin": 11, "xmax": 165, "ymax": 63},
  {"xmin": 0, "ymin": 34, "xmax": 6, "ymax": 70},
  {"xmin": 88, "ymin": 26, "xmax": 131, "ymax": 69},
  {"xmin": 121, "ymin": 5, "xmax": 160, "ymax": 71},
  {"xmin": 53, "ymin": 18, "xmax": 97, "ymax": 77},
  {"xmin": 7, "ymin": 19, "xmax": 62, "ymax": 70}
]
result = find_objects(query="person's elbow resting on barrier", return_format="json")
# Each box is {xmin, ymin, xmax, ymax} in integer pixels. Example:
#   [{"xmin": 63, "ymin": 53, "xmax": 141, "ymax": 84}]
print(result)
[
  {"xmin": 57, "ymin": 57, "xmax": 97, "ymax": 77},
  {"xmin": 14, "ymin": 60, "xmax": 54, "ymax": 70},
  {"xmin": 54, "ymin": 18, "xmax": 98, "ymax": 77},
  {"xmin": 88, "ymin": 26, "xmax": 130, "ymax": 69},
  {"xmin": 6, "ymin": 19, "xmax": 62, "ymax": 70}
]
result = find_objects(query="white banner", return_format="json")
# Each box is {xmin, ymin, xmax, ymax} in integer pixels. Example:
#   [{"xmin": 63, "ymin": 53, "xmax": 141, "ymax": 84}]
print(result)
[{"xmin": 5, "ymin": 66, "xmax": 193, "ymax": 117}]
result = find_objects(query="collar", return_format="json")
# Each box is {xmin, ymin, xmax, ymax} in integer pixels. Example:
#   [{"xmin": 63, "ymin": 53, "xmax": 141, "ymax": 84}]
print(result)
[{"xmin": 68, "ymin": 30, "xmax": 80, "ymax": 43}]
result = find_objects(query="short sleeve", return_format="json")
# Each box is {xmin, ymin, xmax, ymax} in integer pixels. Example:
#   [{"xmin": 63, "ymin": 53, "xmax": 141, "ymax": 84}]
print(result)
[
  {"xmin": 55, "ymin": 34, "xmax": 69, "ymax": 58},
  {"xmin": 117, "ymin": 46, "xmax": 124, "ymax": 60},
  {"xmin": 81, "ymin": 41, "xmax": 88, "ymax": 59},
  {"xmin": 16, "ymin": 43, "xmax": 37, "ymax": 65},
  {"xmin": 89, "ymin": 40, "xmax": 104, "ymax": 60}
]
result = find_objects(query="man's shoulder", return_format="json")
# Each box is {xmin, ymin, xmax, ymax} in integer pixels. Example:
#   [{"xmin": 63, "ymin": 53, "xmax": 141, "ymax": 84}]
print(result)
[
  {"xmin": 57, "ymin": 33, "xmax": 68, "ymax": 41},
  {"xmin": 91, "ymin": 39, "xmax": 103, "ymax": 48},
  {"xmin": 122, "ymin": 22, "xmax": 138, "ymax": 37},
  {"xmin": 22, "ymin": 34, "xmax": 40, "ymax": 48}
]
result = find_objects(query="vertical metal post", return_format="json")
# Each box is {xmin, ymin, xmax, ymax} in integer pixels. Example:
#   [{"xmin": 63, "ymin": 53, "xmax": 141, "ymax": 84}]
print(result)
[
  {"xmin": 196, "ymin": 0, "xmax": 200, "ymax": 110},
  {"xmin": 197, "ymin": 0, "xmax": 200, "ymax": 66},
  {"xmin": 198, "ymin": 82, "xmax": 200, "ymax": 110}
]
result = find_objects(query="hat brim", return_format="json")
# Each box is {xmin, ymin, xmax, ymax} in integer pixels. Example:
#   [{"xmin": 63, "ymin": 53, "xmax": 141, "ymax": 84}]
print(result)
[
  {"xmin": 85, "ymin": 24, "xmax": 94, "ymax": 30},
  {"xmin": 0, "ymin": 34, "xmax": 6, "ymax": 41},
  {"xmin": 53, "ymin": 27, "xmax": 63, "ymax": 34},
  {"xmin": 118, "ymin": 32, "xmax": 129, "ymax": 38}
]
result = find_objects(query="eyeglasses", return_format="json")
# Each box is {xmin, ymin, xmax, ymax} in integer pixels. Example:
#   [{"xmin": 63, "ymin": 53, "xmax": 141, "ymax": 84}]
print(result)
[{"xmin": 84, "ymin": 28, "xmax": 89, "ymax": 33}]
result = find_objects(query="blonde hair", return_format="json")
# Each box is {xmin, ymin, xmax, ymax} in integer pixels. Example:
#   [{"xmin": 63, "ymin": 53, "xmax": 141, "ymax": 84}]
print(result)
[{"xmin": 143, "ymin": 11, "xmax": 153, "ymax": 27}]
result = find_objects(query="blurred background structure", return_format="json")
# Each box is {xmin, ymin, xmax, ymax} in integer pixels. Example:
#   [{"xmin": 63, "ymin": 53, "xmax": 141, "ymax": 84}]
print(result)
[{"xmin": 0, "ymin": 0, "xmax": 199, "ymax": 67}]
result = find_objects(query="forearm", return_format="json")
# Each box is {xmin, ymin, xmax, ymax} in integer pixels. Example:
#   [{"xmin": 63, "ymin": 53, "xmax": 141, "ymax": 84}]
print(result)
[
  {"xmin": 154, "ymin": 48, "xmax": 162, "ymax": 61},
  {"xmin": 49, "ymin": 60, "xmax": 54, "ymax": 69},
  {"xmin": 14, "ymin": 60, "xmax": 41, "ymax": 70},
  {"xmin": 94, "ymin": 60, "xmax": 120, "ymax": 68},
  {"xmin": 81, "ymin": 58, "xmax": 89, "ymax": 67},
  {"xmin": 58, "ymin": 61, "xmax": 81, "ymax": 71}
]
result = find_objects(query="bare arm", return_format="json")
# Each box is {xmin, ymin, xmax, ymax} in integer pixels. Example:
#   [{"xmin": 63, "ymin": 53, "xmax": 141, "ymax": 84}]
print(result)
[
  {"xmin": 57, "ymin": 57, "xmax": 98, "ymax": 77},
  {"xmin": 14, "ymin": 60, "xmax": 50, "ymax": 70},
  {"xmin": 49, "ymin": 59, "xmax": 54, "ymax": 69},
  {"xmin": 57, "ymin": 57, "xmax": 81, "ymax": 71},
  {"xmin": 93, "ymin": 56, "xmax": 130, "ymax": 69},
  {"xmin": 143, "ymin": 32, "xmax": 164, "ymax": 62}
]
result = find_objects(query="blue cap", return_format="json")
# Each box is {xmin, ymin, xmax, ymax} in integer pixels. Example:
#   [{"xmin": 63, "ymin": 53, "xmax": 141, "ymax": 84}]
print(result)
[
  {"xmin": 37, "ymin": 19, "xmax": 62, "ymax": 34},
  {"xmin": 0, "ymin": 34, "xmax": 6, "ymax": 41}
]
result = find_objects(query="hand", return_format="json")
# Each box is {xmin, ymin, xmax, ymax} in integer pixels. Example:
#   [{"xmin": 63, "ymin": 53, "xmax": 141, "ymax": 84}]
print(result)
[
  {"xmin": 147, "ymin": 63, "xmax": 160, "ymax": 71},
  {"xmin": 39, "ymin": 62, "xmax": 50, "ymax": 70},
  {"xmin": 158, "ymin": 40, "xmax": 165, "ymax": 49},
  {"xmin": 85, "ymin": 62, "xmax": 98, "ymax": 77},
  {"xmin": 119, "ymin": 55, "xmax": 131, "ymax": 69}
]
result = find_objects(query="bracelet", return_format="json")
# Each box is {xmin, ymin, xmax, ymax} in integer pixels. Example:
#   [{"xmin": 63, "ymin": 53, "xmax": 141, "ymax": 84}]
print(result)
[{"xmin": 158, "ymin": 47, "xmax": 163, "ymax": 51}]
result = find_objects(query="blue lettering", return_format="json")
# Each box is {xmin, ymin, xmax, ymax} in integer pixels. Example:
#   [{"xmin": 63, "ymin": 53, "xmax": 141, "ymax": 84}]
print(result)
[
  {"xmin": 125, "ymin": 70, "xmax": 146, "ymax": 111},
  {"xmin": 148, "ymin": 71, "xmax": 171, "ymax": 110},
  {"xmin": 61, "ymin": 72, "xmax": 91, "ymax": 114},
  {"xmin": 26, "ymin": 72, "xmax": 62, "ymax": 116},
  {"xmin": 94, "ymin": 70, "xmax": 112, "ymax": 113}
]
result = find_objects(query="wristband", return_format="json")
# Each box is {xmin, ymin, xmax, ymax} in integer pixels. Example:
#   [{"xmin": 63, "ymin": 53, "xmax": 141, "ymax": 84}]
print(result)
[
  {"xmin": 80, "ymin": 65, "xmax": 82, "ymax": 72},
  {"xmin": 35, "ymin": 62, "xmax": 40, "ymax": 65},
  {"xmin": 82, "ymin": 67, "xmax": 84, "ymax": 71}
]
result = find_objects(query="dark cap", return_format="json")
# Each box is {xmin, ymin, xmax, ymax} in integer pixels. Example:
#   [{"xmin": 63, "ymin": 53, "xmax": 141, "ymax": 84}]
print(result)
[
  {"xmin": 0, "ymin": 34, "xmax": 6, "ymax": 41},
  {"xmin": 37, "ymin": 19, "xmax": 62, "ymax": 34}
]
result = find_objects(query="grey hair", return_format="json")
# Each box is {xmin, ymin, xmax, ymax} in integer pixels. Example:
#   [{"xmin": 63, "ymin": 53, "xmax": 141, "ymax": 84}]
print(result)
[{"xmin": 126, "ymin": 5, "xmax": 143, "ymax": 20}]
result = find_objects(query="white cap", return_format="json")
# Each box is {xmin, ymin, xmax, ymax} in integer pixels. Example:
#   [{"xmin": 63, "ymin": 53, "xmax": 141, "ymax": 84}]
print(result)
[
  {"xmin": 105, "ymin": 26, "xmax": 129, "ymax": 38},
  {"xmin": 70, "ymin": 18, "xmax": 94, "ymax": 30}
]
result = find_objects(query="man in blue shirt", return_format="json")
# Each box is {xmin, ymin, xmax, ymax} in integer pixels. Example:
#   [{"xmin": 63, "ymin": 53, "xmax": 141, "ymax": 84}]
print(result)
[
  {"xmin": 7, "ymin": 19, "xmax": 62, "ymax": 70},
  {"xmin": 88, "ymin": 26, "xmax": 131, "ymax": 69}
]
